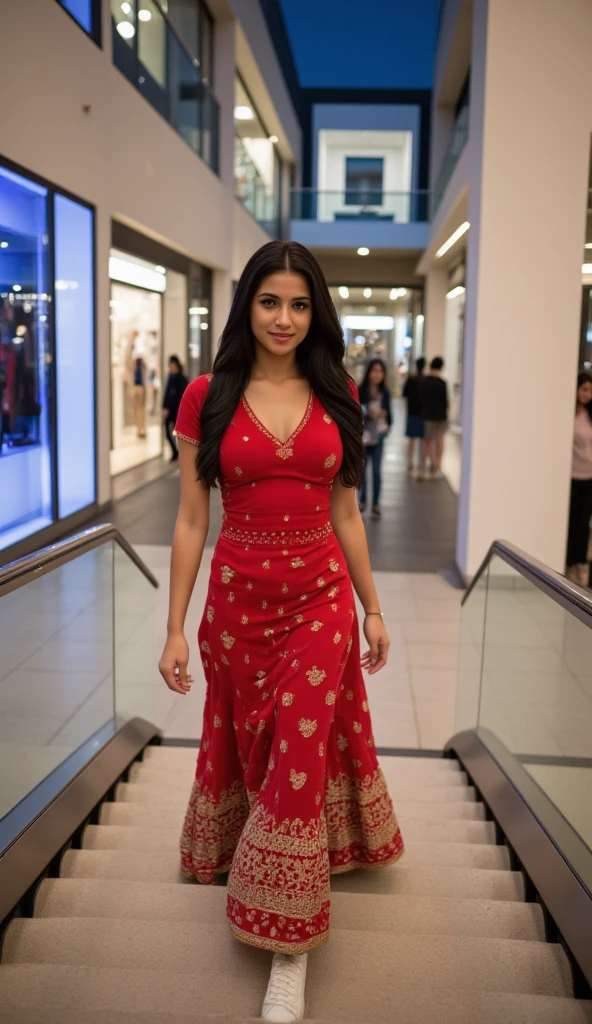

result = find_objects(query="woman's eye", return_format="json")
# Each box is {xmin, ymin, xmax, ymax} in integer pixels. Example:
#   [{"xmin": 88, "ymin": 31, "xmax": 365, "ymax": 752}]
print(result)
[{"xmin": 294, "ymin": 302, "xmax": 309, "ymax": 311}]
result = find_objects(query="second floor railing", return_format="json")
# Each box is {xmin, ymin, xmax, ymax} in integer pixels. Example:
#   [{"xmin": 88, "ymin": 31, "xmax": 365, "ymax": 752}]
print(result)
[
  {"xmin": 290, "ymin": 190, "xmax": 430, "ymax": 224},
  {"xmin": 431, "ymin": 103, "xmax": 469, "ymax": 216},
  {"xmin": 111, "ymin": 0, "xmax": 219, "ymax": 174}
]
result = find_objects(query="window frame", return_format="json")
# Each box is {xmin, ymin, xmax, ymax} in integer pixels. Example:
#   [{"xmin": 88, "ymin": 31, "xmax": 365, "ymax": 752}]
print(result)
[{"xmin": 55, "ymin": 0, "xmax": 102, "ymax": 46}]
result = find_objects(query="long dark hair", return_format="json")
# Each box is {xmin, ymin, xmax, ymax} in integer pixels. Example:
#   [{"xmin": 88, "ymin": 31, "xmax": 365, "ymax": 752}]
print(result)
[
  {"xmin": 358, "ymin": 358, "xmax": 389, "ymax": 405},
  {"xmin": 577, "ymin": 371, "xmax": 592, "ymax": 423},
  {"xmin": 196, "ymin": 240, "xmax": 364, "ymax": 489}
]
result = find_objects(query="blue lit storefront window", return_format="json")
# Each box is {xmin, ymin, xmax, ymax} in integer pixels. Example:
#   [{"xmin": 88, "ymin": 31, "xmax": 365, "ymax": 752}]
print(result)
[{"xmin": 0, "ymin": 162, "xmax": 96, "ymax": 554}]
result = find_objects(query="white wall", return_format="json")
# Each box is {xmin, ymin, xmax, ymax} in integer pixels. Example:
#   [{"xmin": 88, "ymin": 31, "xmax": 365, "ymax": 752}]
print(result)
[
  {"xmin": 318, "ymin": 131, "xmax": 413, "ymax": 195},
  {"xmin": 457, "ymin": 0, "xmax": 592, "ymax": 578},
  {"xmin": 0, "ymin": 0, "xmax": 296, "ymax": 510}
]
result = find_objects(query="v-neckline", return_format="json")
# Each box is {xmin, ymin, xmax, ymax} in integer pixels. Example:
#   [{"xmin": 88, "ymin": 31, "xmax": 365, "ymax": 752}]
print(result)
[{"xmin": 242, "ymin": 387, "xmax": 314, "ymax": 449}]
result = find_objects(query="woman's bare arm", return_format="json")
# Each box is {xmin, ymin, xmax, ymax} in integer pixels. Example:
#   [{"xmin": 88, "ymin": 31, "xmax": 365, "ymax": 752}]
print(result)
[
  {"xmin": 159, "ymin": 439, "xmax": 210, "ymax": 694},
  {"xmin": 330, "ymin": 478, "xmax": 389, "ymax": 673}
]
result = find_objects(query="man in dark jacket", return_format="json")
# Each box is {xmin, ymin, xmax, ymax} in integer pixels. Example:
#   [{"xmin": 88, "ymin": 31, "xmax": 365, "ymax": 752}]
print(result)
[
  {"xmin": 420, "ymin": 356, "xmax": 448, "ymax": 479},
  {"xmin": 162, "ymin": 356, "xmax": 188, "ymax": 461}
]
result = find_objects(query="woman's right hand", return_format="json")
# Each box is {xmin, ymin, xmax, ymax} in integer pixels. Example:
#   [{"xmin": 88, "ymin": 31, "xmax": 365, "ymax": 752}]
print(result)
[{"xmin": 159, "ymin": 633, "xmax": 193, "ymax": 695}]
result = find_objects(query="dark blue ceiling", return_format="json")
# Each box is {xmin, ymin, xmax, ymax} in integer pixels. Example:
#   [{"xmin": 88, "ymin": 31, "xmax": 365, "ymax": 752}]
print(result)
[{"xmin": 277, "ymin": 0, "xmax": 441, "ymax": 89}]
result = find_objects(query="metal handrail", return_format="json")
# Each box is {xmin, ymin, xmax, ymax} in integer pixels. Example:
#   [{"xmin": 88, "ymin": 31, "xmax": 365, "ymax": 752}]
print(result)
[
  {"xmin": 0, "ymin": 524, "xmax": 159, "ymax": 595},
  {"xmin": 462, "ymin": 538, "xmax": 592, "ymax": 622}
]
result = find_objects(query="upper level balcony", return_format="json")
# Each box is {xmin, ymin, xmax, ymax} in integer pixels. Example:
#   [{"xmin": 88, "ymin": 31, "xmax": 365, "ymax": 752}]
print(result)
[{"xmin": 289, "ymin": 189, "xmax": 430, "ymax": 250}]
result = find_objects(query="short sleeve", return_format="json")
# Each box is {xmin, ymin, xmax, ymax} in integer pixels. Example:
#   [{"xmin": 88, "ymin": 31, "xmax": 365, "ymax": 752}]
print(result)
[{"xmin": 173, "ymin": 373, "xmax": 211, "ymax": 446}]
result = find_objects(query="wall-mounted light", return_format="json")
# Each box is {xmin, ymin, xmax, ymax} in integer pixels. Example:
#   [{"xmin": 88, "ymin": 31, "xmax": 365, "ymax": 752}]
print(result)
[
  {"xmin": 117, "ymin": 21, "xmax": 135, "ymax": 38},
  {"xmin": 0, "ymin": 242, "xmax": 8, "ymax": 249},
  {"xmin": 189, "ymin": 306, "xmax": 209, "ymax": 314},
  {"xmin": 201, "ymin": 323, "xmax": 209, "ymax": 330},
  {"xmin": 436, "ymin": 222, "xmax": 470, "ymax": 258},
  {"xmin": 446, "ymin": 286, "xmax": 466, "ymax": 299},
  {"xmin": 357, "ymin": 247, "xmax": 370, "ymax": 256},
  {"xmin": 269, "ymin": 135, "xmax": 279, "ymax": 144},
  {"xmin": 363, "ymin": 287, "xmax": 372, "ymax": 298},
  {"xmin": 338, "ymin": 287, "xmax": 349, "ymax": 299},
  {"xmin": 138, "ymin": 8, "xmax": 152, "ymax": 20},
  {"xmin": 234, "ymin": 105, "xmax": 254, "ymax": 120},
  {"xmin": 12, "ymin": 285, "xmax": 21, "ymax": 292},
  {"xmin": 121, "ymin": 1, "xmax": 132, "ymax": 12},
  {"xmin": 389, "ymin": 288, "xmax": 398, "ymax": 300}
]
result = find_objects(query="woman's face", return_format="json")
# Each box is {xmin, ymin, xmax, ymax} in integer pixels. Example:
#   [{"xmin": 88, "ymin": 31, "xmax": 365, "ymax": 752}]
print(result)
[
  {"xmin": 250, "ymin": 272, "xmax": 313, "ymax": 356},
  {"xmin": 369, "ymin": 362, "xmax": 385, "ymax": 386},
  {"xmin": 577, "ymin": 381, "xmax": 592, "ymax": 406}
]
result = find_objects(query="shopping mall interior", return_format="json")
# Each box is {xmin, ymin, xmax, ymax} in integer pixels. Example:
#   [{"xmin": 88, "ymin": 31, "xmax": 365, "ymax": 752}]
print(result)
[{"xmin": 0, "ymin": 0, "xmax": 592, "ymax": 1021}]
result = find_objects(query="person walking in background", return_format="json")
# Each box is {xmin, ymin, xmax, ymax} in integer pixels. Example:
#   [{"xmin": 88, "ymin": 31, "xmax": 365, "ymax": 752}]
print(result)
[
  {"xmin": 162, "ymin": 355, "xmax": 189, "ymax": 462},
  {"xmin": 403, "ymin": 356, "xmax": 426, "ymax": 474},
  {"xmin": 358, "ymin": 357, "xmax": 392, "ymax": 518},
  {"xmin": 566, "ymin": 371, "xmax": 592, "ymax": 587},
  {"xmin": 420, "ymin": 356, "xmax": 448, "ymax": 479}
]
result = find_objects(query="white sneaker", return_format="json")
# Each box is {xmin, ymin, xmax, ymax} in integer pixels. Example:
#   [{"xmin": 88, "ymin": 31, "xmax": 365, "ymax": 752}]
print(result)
[{"xmin": 262, "ymin": 952, "xmax": 308, "ymax": 1023}]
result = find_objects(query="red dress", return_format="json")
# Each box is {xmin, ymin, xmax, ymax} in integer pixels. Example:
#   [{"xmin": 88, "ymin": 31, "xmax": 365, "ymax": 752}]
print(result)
[{"xmin": 174, "ymin": 372, "xmax": 403, "ymax": 954}]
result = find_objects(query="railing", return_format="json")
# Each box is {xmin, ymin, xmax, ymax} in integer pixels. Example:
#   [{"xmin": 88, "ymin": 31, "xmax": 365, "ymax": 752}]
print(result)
[
  {"xmin": 111, "ymin": 0, "xmax": 219, "ymax": 174},
  {"xmin": 456, "ymin": 540, "xmax": 592, "ymax": 892},
  {"xmin": 0, "ymin": 525, "xmax": 160, "ymax": 835},
  {"xmin": 431, "ymin": 103, "xmax": 469, "ymax": 216},
  {"xmin": 234, "ymin": 136, "xmax": 280, "ymax": 238},
  {"xmin": 290, "ymin": 190, "xmax": 430, "ymax": 224}
]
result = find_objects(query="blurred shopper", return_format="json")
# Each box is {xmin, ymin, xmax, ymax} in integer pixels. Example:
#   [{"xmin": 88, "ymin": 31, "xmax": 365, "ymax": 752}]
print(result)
[
  {"xmin": 358, "ymin": 357, "xmax": 392, "ymax": 518},
  {"xmin": 420, "ymin": 356, "xmax": 448, "ymax": 479},
  {"xmin": 566, "ymin": 372, "xmax": 592, "ymax": 587},
  {"xmin": 132, "ymin": 356, "xmax": 147, "ymax": 439},
  {"xmin": 403, "ymin": 356, "xmax": 426, "ymax": 474},
  {"xmin": 162, "ymin": 355, "xmax": 189, "ymax": 462}
]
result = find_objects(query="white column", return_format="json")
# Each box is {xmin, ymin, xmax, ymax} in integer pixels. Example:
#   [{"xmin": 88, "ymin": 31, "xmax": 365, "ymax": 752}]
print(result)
[
  {"xmin": 457, "ymin": 0, "xmax": 592, "ymax": 578},
  {"xmin": 423, "ymin": 266, "xmax": 448, "ymax": 362}
]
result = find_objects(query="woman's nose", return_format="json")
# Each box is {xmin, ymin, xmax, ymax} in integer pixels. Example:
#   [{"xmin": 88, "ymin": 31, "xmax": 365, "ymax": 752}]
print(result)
[{"xmin": 274, "ymin": 307, "xmax": 292, "ymax": 327}]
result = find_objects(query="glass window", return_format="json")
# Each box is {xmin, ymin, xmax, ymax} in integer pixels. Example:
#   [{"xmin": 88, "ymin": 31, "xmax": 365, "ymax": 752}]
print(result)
[
  {"xmin": 200, "ymin": 2, "xmax": 214, "ymax": 86},
  {"xmin": 234, "ymin": 75, "xmax": 280, "ymax": 235},
  {"xmin": 345, "ymin": 157, "xmax": 384, "ymax": 206},
  {"xmin": 0, "ymin": 167, "xmax": 53, "ymax": 552},
  {"xmin": 111, "ymin": 0, "xmax": 136, "ymax": 47},
  {"xmin": 138, "ymin": 0, "xmax": 168, "ymax": 89},
  {"xmin": 188, "ymin": 263, "xmax": 212, "ymax": 380},
  {"xmin": 54, "ymin": 195, "xmax": 96, "ymax": 518},
  {"xmin": 57, "ymin": 0, "xmax": 98, "ymax": 37}
]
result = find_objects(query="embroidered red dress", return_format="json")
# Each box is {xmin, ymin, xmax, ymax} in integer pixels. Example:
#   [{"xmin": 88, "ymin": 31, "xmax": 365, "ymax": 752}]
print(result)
[{"xmin": 174, "ymin": 372, "xmax": 403, "ymax": 954}]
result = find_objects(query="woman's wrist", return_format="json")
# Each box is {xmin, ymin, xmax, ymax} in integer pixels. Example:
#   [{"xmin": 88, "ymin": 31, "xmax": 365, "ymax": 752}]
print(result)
[{"xmin": 364, "ymin": 610, "xmax": 384, "ymax": 620}]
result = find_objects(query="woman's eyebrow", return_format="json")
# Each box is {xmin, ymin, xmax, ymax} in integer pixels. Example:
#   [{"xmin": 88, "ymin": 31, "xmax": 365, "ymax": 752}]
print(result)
[{"xmin": 257, "ymin": 291, "xmax": 310, "ymax": 300}]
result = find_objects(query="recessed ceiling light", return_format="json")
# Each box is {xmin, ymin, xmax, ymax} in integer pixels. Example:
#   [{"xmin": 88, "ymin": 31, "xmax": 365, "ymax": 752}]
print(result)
[
  {"xmin": 189, "ymin": 306, "xmax": 209, "ymax": 314},
  {"xmin": 138, "ymin": 8, "xmax": 152, "ymax": 21},
  {"xmin": 201, "ymin": 323, "xmax": 209, "ymax": 330},
  {"xmin": 446, "ymin": 286, "xmax": 466, "ymax": 299},
  {"xmin": 121, "ymin": 1, "xmax": 132, "ymax": 12},
  {"xmin": 436, "ymin": 222, "xmax": 470, "ymax": 258},
  {"xmin": 398, "ymin": 288, "xmax": 407, "ymax": 297},
  {"xmin": 338, "ymin": 286, "xmax": 349, "ymax": 299},
  {"xmin": 234, "ymin": 105, "xmax": 254, "ymax": 120},
  {"xmin": 154, "ymin": 265, "xmax": 166, "ymax": 274},
  {"xmin": 0, "ymin": 242, "xmax": 8, "ymax": 248},
  {"xmin": 389, "ymin": 288, "xmax": 398, "ymax": 300},
  {"xmin": 269, "ymin": 135, "xmax": 279, "ymax": 144},
  {"xmin": 117, "ymin": 21, "xmax": 135, "ymax": 38},
  {"xmin": 363, "ymin": 287, "xmax": 372, "ymax": 298},
  {"xmin": 585, "ymin": 243, "xmax": 592, "ymax": 249},
  {"xmin": 357, "ymin": 247, "xmax": 370, "ymax": 256},
  {"xmin": 583, "ymin": 264, "xmax": 592, "ymax": 274},
  {"xmin": 12, "ymin": 284, "xmax": 22, "ymax": 292}
]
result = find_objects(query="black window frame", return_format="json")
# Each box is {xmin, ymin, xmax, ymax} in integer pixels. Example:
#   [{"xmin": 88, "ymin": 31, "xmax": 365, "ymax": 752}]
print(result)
[
  {"xmin": 344, "ymin": 156, "xmax": 385, "ymax": 207},
  {"xmin": 55, "ymin": 0, "xmax": 102, "ymax": 46}
]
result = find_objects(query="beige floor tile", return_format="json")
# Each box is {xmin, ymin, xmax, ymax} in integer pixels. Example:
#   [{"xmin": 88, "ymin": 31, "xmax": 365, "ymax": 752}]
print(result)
[
  {"xmin": 406, "ymin": 643, "xmax": 460, "ymax": 671},
  {"xmin": 410, "ymin": 669, "xmax": 458, "ymax": 702},
  {"xmin": 402, "ymin": 620, "xmax": 461, "ymax": 645}
]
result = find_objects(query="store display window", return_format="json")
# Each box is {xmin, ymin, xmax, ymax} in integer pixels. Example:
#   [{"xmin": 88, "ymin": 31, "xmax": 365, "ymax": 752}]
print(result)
[{"xmin": 0, "ymin": 167, "xmax": 53, "ymax": 550}]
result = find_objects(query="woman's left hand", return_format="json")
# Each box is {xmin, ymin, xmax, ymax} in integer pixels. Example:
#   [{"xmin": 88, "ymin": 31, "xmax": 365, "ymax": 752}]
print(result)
[{"xmin": 361, "ymin": 615, "xmax": 390, "ymax": 674}]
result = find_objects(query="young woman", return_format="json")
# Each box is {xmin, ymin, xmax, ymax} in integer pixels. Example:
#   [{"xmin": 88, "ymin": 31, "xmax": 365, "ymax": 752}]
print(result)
[
  {"xmin": 566, "ymin": 371, "xmax": 592, "ymax": 588},
  {"xmin": 162, "ymin": 355, "xmax": 189, "ymax": 461},
  {"xmin": 357, "ymin": 358, "xmax": 392, "ymax": 518},
  {"xmin": 158, "ymin": 241, "xmax": 403, "ymax": 1023}
]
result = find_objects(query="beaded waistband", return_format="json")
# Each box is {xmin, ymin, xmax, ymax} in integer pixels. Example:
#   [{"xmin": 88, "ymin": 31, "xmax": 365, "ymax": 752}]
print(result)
[{"xmin": 220, "ymin": 520, "xmax": 334, "ymax": 548}]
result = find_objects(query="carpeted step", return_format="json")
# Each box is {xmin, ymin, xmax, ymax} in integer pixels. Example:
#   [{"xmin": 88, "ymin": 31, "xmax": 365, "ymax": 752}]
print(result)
[
  {"xmin": 0, "ymin": 966, "xmax": 589, "ymax": 1024},
  {"xmin": 60, "ymin": 848, "xmax": 522, "ymax": 900},
  {"xmin": 113, "ymin": 784, "xmax": 486, "ymax": 818},
  {"xmin": 114, "ymin": 778, "xmax": 478, "ymax": 804},
  {"xmin": 81, "ymin": 825, "xmax": 510, "ymax": 869},
  {"xmin": 2, "ymin": 920, "xmax": 572, "ymax": 998},
  {"xmin": 34, "ymin": 878, "xmax": 545, "ymax": 940},
  {"xmin": 142, "ymin": 745, "xmax": 465, "ymax": 774},
  {"xmin": 98, "ymin": 800, "xmax": 497, "ymax": 844}
]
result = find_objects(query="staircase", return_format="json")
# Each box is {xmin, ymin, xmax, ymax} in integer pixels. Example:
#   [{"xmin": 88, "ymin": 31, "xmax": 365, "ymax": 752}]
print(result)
[{"xmin": 1, "ymin": 746, "xmax": 590, "ymax": 1023}]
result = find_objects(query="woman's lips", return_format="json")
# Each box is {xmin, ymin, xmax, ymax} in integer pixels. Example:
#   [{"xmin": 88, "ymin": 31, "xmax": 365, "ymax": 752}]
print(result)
[{"xmin": 270, "ymin": 332, "xmax": 294, "ymax": 342}]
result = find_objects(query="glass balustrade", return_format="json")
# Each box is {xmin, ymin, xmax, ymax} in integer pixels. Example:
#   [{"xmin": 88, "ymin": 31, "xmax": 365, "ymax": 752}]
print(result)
[
  {"xmin": 431, "ymin": 104, "xmax": 469, "ymax": 216},
  {"xmin": 290, "ymin": 190, "xmax": 430, "ymax": 224}
]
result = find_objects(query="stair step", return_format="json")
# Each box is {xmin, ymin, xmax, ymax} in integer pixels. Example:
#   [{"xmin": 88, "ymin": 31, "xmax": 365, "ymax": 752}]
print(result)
[
  {"xmin": 35, "ymin": 878, "xmax": 545, "ymax": 940},
  {"xmin": 143, "ymin": 745, "xmax": 464, "ymax": 774},
  {"xmin": 0, "ymin": 965, "xmax": 588, "ymax": 1024},
  {"xmin": 60, "ymin": 848, "xmax": 522, "ymax": 900},
  {"xmin": 113, "ymin": 784, "xmax": 485, "ymax": 818},
  {"xmin": 2, "ymin": 921, "xmax": 572, "ymax": 998},
  {"xmin": 98, "ymin": 801, "xmax": 497, "ymax": 843},
  {"xmin": 82, "ymin": 825, "xmax": 510, "ymax": 869},
  {"xmin": 129, "ymin": 761, "xmax": 470, "ymax": 788}
]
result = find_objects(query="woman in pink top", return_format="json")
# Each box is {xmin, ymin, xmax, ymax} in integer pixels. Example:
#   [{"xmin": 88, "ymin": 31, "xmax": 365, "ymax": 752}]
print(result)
[{"xmin": 566, "ymin": 372, "xmax": 592, "ymax": 587}]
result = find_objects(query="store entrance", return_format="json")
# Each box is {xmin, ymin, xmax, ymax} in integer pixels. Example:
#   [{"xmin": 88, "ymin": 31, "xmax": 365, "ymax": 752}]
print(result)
[{"xmin": 110, "ymin": 280, "xmax": 163, "ymax": 476}]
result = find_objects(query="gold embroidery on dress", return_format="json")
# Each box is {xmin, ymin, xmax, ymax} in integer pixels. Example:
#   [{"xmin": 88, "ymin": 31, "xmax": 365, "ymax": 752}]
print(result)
[
  {"xmin": 337, "ymin": 734, "xmax": 348, "ymax": 751},
  {"xmin": 241, "ymin": 388, "xmax": 314, "ymax": 462},
  {"xmin": 346, "ymin": 689, "xmax": 354, "ymax": 700},
  {"xmin": 328, "ymin": 586, "xmax": 339, "ymax": 598},
  {"xmin": 290, "ymin": 769, "xmax": 307, "ymax": 790},
  {"xmin": 235, "ymin": 466, "xmax": 243, "ymax": 476},
  {"xmin": 280, "ymin": 740, "xmax": 289, "ymax": 753},
  {"xmin": 214, "ymin": 715, "xmax": 222, "ymax": 728},
  {"xmin": 291, "ymin": 556, "xmax": 305, "ymax": 568},
  {"xmin": 324, "ymin": 453, "xmax": 337, "ymax": 468},
  {"xmin": 324, "ymin": 768, "xmax": 403, "ymax": 864},
  {"xmin": 246, "ymin": 581, "xmax": 254, "ymax": 590},
  {"xmin": 305, "ymin": 483, "xmax": 311, "ymax": 489},
  {"xmin": 331, "ymin": 603, "xmax": 338, "ymax": 612},
  {"xmin": 262, "ymin": 600, "xmax": 268, "ymax": 609},
  {"xmin": 181, "ymin": 780, "xmax": 249, "ymax": 883},
  {"xmin": 325, "ymin": 691, "xmax": 336, "ymax": 705},
  {"xmin": 284, "ymin": 514, "xmax": 290, "ymax": 521},
  {"xmin": 329, "ymin": 559, "xmax": 339, "ymax": 572},
  {"xmin": 221, "ymin": 654, "xmax": 229, "ymax": 665},
  {"xmin": 311, "ymin": 620, "xmax": 324, "ymax": 631},
  {"xmin": 323, "ymin": 413, "xmax": 332, "ymax": 424},
  {"xmin": 318, "ymin": 742, "xmax": 325, "ymax": 756},
  {"xmin": 221, "ymin": 630, "xmax": 236, "ymax": 649},
  {"xmin": 228, "ymin": 591, "xmax": 235, "ymax": 602},
  {"xmin": 243, "ymin": 436, "xmax": 249, "ymax": 441},
  {"xmin": 278, "ymin": 607, "xmax": 284, "ymax": 615},
  {"xmin": 317, "ymin": 576, "xmax": 325, "ymax": 587},
  {"xmin": 173, "ymin": 430, "xmax": 200, "ymax": 447},
  {"xmin": 294, "ymin": 614, "xmax": 304, "ymax": 624},
  {"xmin": 244, "ymin": 653, "xmax": 250, "ymax": 664},
  {"xmin": 298, "ymin": 718, "xmax": 317, "ymax": 738},
  {"xmin": 353, "ymin": 721, "xmax": 362, "ymax": 733},
  {"xmin": 281, "ymin": 583, "xmax": 289, "ymax": 593},
  {"xmin": 362, "ymin": 700, "xmax": 369, "ymax": 712},
  {"xmin": 221, "ymin": 565, "xmax": 235, "ymax": 583},
  {"xmin": 333, "ymin": 631, "xmax": 342, "ymax": 643},
  {"xmin": 291, "ymin": 659, "xmax": 300, "ymax": 669},
  {"xmin": 201, "ymin": 640, "xmax": 211, "ymax": 654},
  {"xmin": 206, "ymin": 606, "xmax": 215, "ymax": 623},
  {"xmin": 306, "ymin": 666, "xmax": 326, "ymax": 686},
  {"xmin": 282, "ymin": 692, "xmax": 294, "ymax": 706},
  {"xmin": 241, "ymin": 614, "xmax": 249, "ymax": 624}
]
